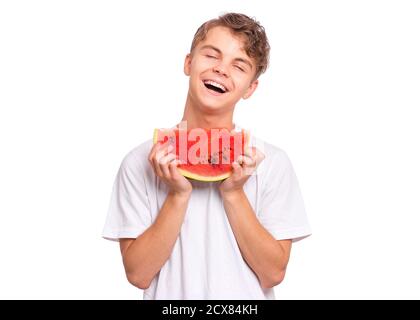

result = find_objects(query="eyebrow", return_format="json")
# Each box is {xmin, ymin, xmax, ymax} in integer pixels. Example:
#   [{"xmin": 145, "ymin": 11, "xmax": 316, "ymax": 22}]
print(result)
[{"xmin": 199, "ymin": 45, "xmax": 253, "ymax": 70}]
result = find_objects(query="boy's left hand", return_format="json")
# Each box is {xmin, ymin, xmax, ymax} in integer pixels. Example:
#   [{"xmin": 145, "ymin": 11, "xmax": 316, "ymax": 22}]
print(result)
[{"xmin": 219, "ymin": 147, "xmax": 265, "ymax": 196}]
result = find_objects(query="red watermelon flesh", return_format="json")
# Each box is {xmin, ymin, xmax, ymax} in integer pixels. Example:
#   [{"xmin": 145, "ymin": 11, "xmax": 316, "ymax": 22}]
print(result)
[{"xmin": 153, "ymin": 128, "xmax": 248, "ymax": 181}]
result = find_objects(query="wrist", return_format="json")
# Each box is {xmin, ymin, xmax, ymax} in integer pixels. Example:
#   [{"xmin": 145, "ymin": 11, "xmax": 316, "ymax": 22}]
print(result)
[
  {"xmin": 220, "ymin": 188, "xmax": 245, "ymax": 201},
  {"xmin": 168, "ymin": 190, "xmax": 192, "ymax": 201}
]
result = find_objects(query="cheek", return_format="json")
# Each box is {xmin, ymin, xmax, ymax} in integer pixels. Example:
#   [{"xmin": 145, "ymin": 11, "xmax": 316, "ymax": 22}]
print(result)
[
  {"xmin": 196, "ymin": 57, "xmax": 218, "ymax": 71},
  {"xmin": 233, "ymin": 77, "xmax": 252, "ymax": 93}
]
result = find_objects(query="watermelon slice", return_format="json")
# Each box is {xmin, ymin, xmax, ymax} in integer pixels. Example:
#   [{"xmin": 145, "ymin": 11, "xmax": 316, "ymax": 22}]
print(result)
[{"xmin": 153, "ymin": 127, "xmax": 249, "ymax": 182}]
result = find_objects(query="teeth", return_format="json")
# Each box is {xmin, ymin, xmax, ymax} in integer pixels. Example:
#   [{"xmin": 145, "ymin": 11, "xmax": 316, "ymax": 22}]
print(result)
[{"xmin": 204, "ymin": 80, "xmax": 227, "ymax": 92}]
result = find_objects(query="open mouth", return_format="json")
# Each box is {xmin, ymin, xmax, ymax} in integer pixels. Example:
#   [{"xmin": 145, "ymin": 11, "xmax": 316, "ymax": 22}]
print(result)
[{"xmin": 203, "ymin": 80, "xmax": 228, "ymax": 94}]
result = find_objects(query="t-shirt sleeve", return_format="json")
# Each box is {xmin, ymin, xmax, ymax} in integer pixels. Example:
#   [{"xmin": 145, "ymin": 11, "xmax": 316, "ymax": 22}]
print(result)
[
  {"xmin": 257, "ymin": 150, "xmax": 311, "ymax": 242},
  {"xmin": 102, "ymin": 152, "xmax": 152, "ymax": 241}
]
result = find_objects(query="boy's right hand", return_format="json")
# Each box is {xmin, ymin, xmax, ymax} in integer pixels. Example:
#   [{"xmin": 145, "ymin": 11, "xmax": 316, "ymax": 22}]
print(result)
[{"xmin": 148, "ymin": 142, "xmax": 192, "ymax": 197}]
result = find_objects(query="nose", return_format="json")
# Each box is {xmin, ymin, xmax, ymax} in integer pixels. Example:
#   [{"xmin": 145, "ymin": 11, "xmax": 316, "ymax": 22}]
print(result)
[{"xmin": 213, "ymin": 62, "xmax": 228, "ymax": 77}]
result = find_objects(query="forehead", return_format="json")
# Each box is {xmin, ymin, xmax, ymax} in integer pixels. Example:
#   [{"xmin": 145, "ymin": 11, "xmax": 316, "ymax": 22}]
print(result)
[{"xmin": 197, "ymin": 26, "xmax": 249, "ymax": 57}]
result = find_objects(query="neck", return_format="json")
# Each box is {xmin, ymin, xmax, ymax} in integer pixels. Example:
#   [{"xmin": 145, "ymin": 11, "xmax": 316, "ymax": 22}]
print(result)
[{"xmin": 180, "ymin": 98, "xmax": 235, "ymax": 131}]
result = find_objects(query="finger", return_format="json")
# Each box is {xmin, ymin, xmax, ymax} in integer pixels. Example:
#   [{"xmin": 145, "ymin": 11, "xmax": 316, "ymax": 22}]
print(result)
[
  {"xmin": 159, "ymin": 153, "xmax": 176, "ymax": 178},
  {"xmin": 149, "ymin": 156, "xmax": 158, "ymax": 176},
  {"xmin": 155, "ymin": 143, "xmax": 173, "ymax": 160},
  {"xmin": 244, "ymin": 147, "xmax": 265, "ymax": 166},
  {"xmin": 237, "ymin": 155, "xmax": 256, "ymax": 168},
  {"xmin": 152, "ymin": 156, "xmax": 162, "ymax": 177},
  {"xmin": 169, "ymin": 159, "xmax": 182, "ymax": 179},
  {"xmin": 237, "ymin": 156, "xmax": 255, "ymax": 176},
  {"xmin": 151, "ymin": 140, "xmax": 162, "ymax": 151},
  {"xmin": 242, "ymin": 148, "xmax": 257, "ymax": 168},
  {"xmin": 153, "ymin": 148, "xmax": 166, "ymax": 177},
  {"xmin": 253, "ymin": 147, "xmax": 265, "ymax": 165},
  {"xmin": 155, "ymin": 143, "xmax": 175, "ymax": 176},
  {"xmin": 159, "ymin": 141, "xmax": 174, "ymax": 153},
  {"xmin": 148, "ymin": 143, "xmax": 160, "ymax": 164},
  {"xmin": 149, "ymin": 140, "xmax": 171, "ymax": 163},
  {"xmin": 243, "ymin": 146, "xmax": 256, "ymax": 158},
  {"xmin": 231, "ymin": 161, "xmax": 243, "ymax": 178},
  {"xmin": 148, "ymin": 144, "xmax": 161, "ymax": 176}
]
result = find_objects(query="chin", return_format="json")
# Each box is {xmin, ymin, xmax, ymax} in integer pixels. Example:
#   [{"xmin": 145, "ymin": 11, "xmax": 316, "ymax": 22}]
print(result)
[{"xmin": 197, "ymin": 100, "xmax": 228, "ymax": 113}]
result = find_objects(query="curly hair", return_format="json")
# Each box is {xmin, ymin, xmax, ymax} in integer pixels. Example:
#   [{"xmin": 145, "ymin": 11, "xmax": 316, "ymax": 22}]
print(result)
[{"xmin": 190, "ymin": 13, "xmax": 270, "ymax": 80}]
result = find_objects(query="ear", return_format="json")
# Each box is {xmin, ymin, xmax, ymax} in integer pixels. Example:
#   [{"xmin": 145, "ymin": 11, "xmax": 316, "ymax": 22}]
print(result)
[
  {"xmin": 184, "ymin": 54, "xmax": 192, "ymax": 76},
  {"xmin": 242, "ymin": 79, "xmax": 259, "ymax": 100}
]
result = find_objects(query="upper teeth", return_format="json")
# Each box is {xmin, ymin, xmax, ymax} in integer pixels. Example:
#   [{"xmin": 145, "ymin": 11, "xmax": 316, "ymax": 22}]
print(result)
[{"xmin": 204, "ymin": 80, "xmax": 227, "ymax": 92}]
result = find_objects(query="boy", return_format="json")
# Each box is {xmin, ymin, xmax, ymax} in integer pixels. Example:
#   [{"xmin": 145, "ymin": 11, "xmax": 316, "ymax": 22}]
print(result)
[{"xmin": 103, "ymin": 13, "xmax": 311, "ymax": 299}]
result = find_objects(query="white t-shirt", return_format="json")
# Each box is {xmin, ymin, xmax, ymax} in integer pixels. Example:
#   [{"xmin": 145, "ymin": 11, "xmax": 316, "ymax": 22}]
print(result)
[{"xmin": 102, "ymin": 133, "xmax": 311, "ymax": 300}]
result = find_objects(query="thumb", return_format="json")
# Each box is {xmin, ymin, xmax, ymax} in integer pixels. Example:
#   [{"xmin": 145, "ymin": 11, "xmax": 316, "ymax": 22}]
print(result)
[{"xmin": 231, "ymin": 161, "xmax": 242, "ymax": 178}]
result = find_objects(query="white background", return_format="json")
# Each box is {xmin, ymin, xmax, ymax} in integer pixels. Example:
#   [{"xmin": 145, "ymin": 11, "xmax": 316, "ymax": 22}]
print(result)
[{"xmin": 1, "ymin": 0, "xmax": 419, "ymax": 299}]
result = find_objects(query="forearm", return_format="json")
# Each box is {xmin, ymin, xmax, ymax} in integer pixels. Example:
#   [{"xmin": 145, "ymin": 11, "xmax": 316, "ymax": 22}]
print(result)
[
  {"xmin": 222, "ymin": 189, "xmax": 289, "ymax": 288},
  {"xmin": 122, "ymin": 192, "xmax": 190, "ymax": 288}
]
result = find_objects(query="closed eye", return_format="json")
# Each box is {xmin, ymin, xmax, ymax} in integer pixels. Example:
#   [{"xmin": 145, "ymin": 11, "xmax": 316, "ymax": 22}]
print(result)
[
  {"xmin": 205, "ymin": 55, "xmax": 217, "ymax": 59},
  {"xmin": 235, "ymin": 65, "xmax": 245, "ymax": 72}
]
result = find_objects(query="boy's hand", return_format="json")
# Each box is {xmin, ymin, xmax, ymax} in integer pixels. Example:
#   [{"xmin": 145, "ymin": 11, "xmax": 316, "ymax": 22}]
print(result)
[
  {"xmin": 149, "ymin": 142, "xmax": 192, "ymax": 197},
  {"xmin": 219, "ymin": 147, "xmax": 265, "ymax": 196}
]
